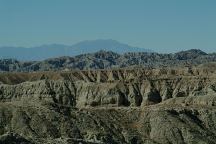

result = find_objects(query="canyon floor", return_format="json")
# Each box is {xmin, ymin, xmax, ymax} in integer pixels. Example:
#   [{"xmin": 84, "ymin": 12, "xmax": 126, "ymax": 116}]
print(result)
[{"xmin": 0, "ymin": 65, "xmax": 216, "ymax": 144}]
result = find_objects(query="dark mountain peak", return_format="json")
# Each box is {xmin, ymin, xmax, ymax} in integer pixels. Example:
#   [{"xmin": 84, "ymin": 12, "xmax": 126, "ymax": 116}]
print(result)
[
  {"xmin": 184, "ymin": 49, "xmax": 206, "ymax": 54},
  {"xmin": 89, "ymin": 50, "xmax": 120, "ymax": 60},
  {"xmin": 174, "ymin": 49, "xmax": 207, "ymax": 60},
  {"xmin": 94, "ymin": 50, "xmax": 119, "ymax": 55},
  {"xmin": 176, "ymin": 49, "xmax": 207, "ymax": 55}
]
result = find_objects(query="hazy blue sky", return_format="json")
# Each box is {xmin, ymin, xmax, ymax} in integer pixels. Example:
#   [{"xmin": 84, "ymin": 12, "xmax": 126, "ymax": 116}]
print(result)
[{"xmin": 0, "ymin": 0, "xmax": 215, "ymax": 53}]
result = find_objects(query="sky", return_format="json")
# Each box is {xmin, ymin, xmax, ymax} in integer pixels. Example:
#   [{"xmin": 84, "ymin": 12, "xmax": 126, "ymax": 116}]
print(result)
[{"xmin": 0, "ymin": 0, "xmax": 215, "ymax": 53}]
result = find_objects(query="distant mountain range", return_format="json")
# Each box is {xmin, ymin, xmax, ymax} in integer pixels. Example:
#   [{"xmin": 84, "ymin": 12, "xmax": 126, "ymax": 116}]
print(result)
[
  {"xmin": 0, "ymin": 39, "xmax": 152, "ymax": 61},
  {"xmin": 0, "ymin": 49, "xmax": 215, "ymax": 72}
]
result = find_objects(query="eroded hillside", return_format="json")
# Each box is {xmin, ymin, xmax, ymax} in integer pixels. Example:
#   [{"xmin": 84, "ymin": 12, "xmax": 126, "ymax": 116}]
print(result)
[{"xmin": 0, "ymin": 65, "xmax": 216, "ymax": 143}]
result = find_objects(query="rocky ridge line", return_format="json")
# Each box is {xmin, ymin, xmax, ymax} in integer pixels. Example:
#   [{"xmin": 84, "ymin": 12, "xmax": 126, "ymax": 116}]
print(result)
[{"xmin": 0, "ymin": 49, "xmax": 215, "ymax": 72}]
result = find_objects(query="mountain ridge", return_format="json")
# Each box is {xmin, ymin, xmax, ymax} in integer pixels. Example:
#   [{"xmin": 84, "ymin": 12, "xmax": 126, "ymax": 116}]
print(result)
[{"xmin": 0, "ymin": 39, "xmax": 152, "ymax": 60}]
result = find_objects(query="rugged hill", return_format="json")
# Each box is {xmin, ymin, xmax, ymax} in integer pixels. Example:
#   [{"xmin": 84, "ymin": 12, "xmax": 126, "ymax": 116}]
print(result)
[
  {"xmin": 0, "ymin": 66, "xmax": 216, "ymax": 143},
  {"xmin": 0, "ymin": 49, "xmax": 215, "ymax": 72},
  {"xmin": 0, "ymin": 39, "xmax": 152, "ymax": 60}
]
